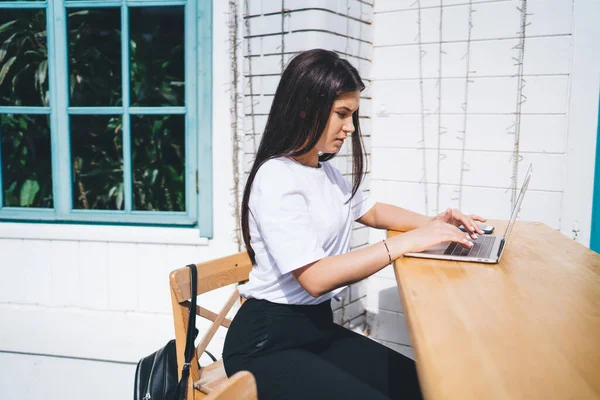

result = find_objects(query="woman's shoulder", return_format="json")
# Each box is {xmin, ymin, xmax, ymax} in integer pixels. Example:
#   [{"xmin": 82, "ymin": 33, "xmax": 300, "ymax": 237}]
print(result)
[
  {"xmin": 256, "ymin": 157, "xmax": 294, "ymax": 178},
  {"xmin": 253, "ymin": 157, "xmax": 297, "ymax": 188}
]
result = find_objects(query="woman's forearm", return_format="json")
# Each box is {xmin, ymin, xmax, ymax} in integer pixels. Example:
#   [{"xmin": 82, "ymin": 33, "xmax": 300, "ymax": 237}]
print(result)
[
  {"xmin": 365, "ymin": 203, "xmax": 433, "ymax": 231},
  {"xmin": 292, "ymin": 232, "xmax": 411, "ymax": 297}
]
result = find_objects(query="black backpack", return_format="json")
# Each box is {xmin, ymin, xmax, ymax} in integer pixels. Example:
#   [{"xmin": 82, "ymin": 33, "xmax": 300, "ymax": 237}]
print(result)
[
  {"xmin": 133, "ymin": 264, "xmax": 215, "ymax": 400},
  {"xmin": 134, "ymin": 339, "xmax": 180, "ymax": 400}
]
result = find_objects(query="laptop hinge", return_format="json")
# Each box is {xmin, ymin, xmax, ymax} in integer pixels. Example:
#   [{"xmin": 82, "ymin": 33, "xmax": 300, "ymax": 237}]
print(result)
[{"xmin": 497, "ymin": 238, "xmax": 506, "ymax": 259}]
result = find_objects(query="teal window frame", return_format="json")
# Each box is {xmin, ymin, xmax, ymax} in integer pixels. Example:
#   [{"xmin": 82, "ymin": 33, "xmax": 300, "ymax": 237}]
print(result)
[
  {"xmin": 0, "ymin": 0, "xmax": 213, "ymax": 237},
  {"xmin": 591, "ymin": 92, "xmax": 600, "ymax": 252}
]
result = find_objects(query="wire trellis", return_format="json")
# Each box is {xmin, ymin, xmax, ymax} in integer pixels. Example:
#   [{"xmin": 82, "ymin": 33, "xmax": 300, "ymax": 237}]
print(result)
[
  {"xmin": 229, "ymin": 0, "xmax": 243, "ymax": 251},
  {"xmin": 414, "ymin": 0, "xmax": 430, "ymax": 215},
  {"xmin": 243, "ymin": 0, "xmax": 258, "ymax": 156},
  {"xmin": 435, "ymin": 0, "xmax": 446, "ymax": 215},
  {"xmin": 455, "ymin": 1, "xmax": 476, "ymax": 211},
  {"xmin": 510, "ymin": 0, "xmax": 530, "ymax": 210}
]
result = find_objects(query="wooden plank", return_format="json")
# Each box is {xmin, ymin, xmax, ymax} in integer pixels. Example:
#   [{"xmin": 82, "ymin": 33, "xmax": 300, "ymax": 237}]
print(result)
[
  {"xmin": 389, "ymin": 221, "xmax": 600, "ymax": 399},
  {"xmin": 203, "ymin": 370, "xmax": 257, "ymax": 400},
  {"xmin": 170, "ymin": 252, "xmax": 252, "ymax": 301}
]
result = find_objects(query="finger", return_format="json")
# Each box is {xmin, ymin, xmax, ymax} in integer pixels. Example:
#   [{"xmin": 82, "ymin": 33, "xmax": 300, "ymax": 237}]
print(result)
[
  {"xmin": 449, "ymin": 225, "xmax": 474, "ymax": 248},
  {"xmin": 471, "ymin": 214, "xmax": 487, "ymax": 223},
  {"xmin": 458, "ymin": 215, "xmax": 480, "ymax": 238},
  {"xmin": 467, "ymin": 216, "xmax": 484, "ymax": 236}
]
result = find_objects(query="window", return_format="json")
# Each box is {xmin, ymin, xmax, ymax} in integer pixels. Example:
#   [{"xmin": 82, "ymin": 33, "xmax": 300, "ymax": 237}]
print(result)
[{"xmin": 0, "ymin": 0, "xmax": 212, "ymax": 235}]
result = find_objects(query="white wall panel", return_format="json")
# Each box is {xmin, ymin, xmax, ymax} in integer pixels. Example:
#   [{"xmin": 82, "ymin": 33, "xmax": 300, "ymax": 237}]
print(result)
[
  {"xmin": 0, "ymin": 239, "xmax": 24, "ymax": 303},
  {"xmin": 78, "ymin": 242, "xmax": 110, "ymax": 310},
  {"xmin": 107, "ymin": 242, "xmax": 139, "ymax": 311},
  {"xmin": 0, "ymin": 352, "xmax": 135, "ymax": 400},
  {"xmin": 137, "ymin": 243, "xmax": 171, "ymax": 314}
]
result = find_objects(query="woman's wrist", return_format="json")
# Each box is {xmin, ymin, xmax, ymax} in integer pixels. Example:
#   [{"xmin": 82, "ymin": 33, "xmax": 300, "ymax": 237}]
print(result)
[{"xmin": 386, "ymin": 233, "xmax": 413, "ymax": 260}]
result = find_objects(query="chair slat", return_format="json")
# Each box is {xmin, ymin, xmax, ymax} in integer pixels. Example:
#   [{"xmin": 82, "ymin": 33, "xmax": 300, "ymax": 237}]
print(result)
[
  {"xmin": 196, "ymin": 289, "xmax": 239, "ymax": 360},
  {"xmin": 193, "ymin": 304, "xmax": 232, "ymax": 328},
  {"xmin": 194, "ymin": 360, "xmax": 229, "ymax": 394},
  {"xmin": 170, "ymin": 253, "xmax": 252, "ymax": 302},
  {"xmin": 203, "ymin": 370, "xmax": 257, "ymax": 400}
]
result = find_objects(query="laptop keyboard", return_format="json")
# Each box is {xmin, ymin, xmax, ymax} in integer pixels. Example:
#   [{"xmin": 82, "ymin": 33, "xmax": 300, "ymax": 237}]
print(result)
[{"xmin": 444, "ymin": 235, "xmax": 495, "ymax": 259}]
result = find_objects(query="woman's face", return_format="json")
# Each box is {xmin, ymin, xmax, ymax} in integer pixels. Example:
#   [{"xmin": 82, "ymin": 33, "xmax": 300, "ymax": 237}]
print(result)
[{"xmin": 315, "ymin": 90, "xmax": 360, "ymax": 154}]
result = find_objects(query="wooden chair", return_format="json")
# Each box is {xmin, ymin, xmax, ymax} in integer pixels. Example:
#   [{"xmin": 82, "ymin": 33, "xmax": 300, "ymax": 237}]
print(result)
[
  {"xmin": 204, "ymin": 371, "xmax": 257, "ymax": 400},
  {"xmin": 169, "ymin": 252, "xmax": 254, "ymax": 399}
]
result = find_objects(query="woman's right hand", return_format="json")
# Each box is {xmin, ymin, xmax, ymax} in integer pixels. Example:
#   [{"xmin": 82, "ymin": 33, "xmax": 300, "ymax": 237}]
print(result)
[{"xmin": 397, "ymin": 219, "xmax": 474, "ymax": 255}]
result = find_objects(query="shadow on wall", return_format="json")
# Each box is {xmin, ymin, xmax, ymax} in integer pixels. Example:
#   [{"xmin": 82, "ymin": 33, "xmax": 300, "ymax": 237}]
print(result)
[{"xmin": 365, "ymin": 284, "xmax": 415, "ymax": 360}]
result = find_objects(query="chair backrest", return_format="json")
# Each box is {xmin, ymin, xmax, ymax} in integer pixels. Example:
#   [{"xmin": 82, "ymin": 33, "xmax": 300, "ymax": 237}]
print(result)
[
  {"xmin": 204, "ymin": 371, "xmax": 257, "ymax": 400},
  {"xmin": 169, "ymin": 252, "xmax": 253, "ymax": 399}
]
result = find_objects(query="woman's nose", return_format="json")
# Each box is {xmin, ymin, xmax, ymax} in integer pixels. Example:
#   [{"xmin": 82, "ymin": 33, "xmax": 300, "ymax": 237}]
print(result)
[{"xmin": 344, "ymin": 122, "xmax": 355, "ymax": 136}]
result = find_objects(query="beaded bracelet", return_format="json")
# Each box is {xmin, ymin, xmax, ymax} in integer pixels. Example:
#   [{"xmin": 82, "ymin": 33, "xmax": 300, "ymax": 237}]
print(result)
[{"xmin": 382, "ymin": 239, "xmax": 392, "ymax": 265}]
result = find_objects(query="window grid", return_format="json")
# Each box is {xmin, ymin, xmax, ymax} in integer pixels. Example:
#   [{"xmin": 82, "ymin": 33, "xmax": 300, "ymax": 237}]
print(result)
[{"xmin": 0, "ymin": 0, "xmax": 210, "ymax": 230}]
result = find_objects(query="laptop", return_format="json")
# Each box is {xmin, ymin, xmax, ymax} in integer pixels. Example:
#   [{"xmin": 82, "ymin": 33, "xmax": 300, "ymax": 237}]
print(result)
[{"xmin": 404, "ymin": 164, "xmax": 532, "ymax": 264}]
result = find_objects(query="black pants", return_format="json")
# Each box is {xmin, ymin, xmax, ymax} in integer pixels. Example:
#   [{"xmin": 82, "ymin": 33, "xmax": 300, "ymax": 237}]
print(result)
[{"xmin": 222, "ymin": 298, "xmax": 423, "ymax": 400}]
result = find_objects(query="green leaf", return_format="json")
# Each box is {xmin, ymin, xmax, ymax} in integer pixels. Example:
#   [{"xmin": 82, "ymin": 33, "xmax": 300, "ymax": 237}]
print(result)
[
  {"xmin": 37, "ymin": 60, "xmax": 47, "ymax": 87},
  {"xmin": 0, "ymin": 56, "xmax": 17, "ymax": 86},
  {"xmin": 115, "ymin": 183, "xmax": 124, "ymax": 210},
  {"xmin": 18, "ymin": 118, "xmax": 27, "ymax": 130},
  {"xmin": 0, "ymin": 20, "xmax": 18, "ymax": 34},
  {"xmin": 24, "ymin": 50, "xmax": 42, "ymax": 58},
  {"xmin": 68, "ymin": 10, "xmax": 90, "ymax": 17},
  {"xmin": 3, "ymin": 32, "xmax": 18, "ymax": 46},
  {"xmin": 20, "ymin": 179, "xmax": 40, "ymax": 206},
  {"xmin": 7, "ymin": 181, "xmax": 17, "ymax": 194}
]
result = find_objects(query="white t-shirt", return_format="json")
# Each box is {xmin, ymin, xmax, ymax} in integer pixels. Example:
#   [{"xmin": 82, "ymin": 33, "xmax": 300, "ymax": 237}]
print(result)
[{"xmin": 238, "ymin": 156, "xmax": 375, "ymax": 305}]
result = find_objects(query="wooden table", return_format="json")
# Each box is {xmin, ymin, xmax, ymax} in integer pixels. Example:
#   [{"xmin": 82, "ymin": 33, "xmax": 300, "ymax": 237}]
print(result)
[{"xmin": 388, "ymin": 221, "xmax": 600, "ymax": 400}]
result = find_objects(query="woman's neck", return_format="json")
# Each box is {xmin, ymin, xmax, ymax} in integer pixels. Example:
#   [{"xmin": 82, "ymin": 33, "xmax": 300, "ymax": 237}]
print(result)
[{"xmin": 292, "ymin": 150, "xmax": 320, "ymax": 168}]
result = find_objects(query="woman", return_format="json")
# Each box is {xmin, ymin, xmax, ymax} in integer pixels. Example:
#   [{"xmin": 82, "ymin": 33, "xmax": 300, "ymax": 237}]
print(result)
[{"xmin": 223, "ymin": 49, "xmax": 485, "ymax": 399}]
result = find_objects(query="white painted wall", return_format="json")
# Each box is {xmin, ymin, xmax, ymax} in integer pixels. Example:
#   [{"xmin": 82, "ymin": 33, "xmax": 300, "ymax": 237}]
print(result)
[
  {"xmin": 0, "ymin": 1, "xmax": 238, "ymax": 398},
  {"xmin": 366, "ymin": 0, "xmax": 600, "ymax": 355}
]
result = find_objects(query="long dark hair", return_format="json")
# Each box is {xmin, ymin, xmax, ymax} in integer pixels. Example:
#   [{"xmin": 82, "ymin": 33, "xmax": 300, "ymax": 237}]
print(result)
[{"xmin": 241, "ymin": 49, "xmax": 367, "ymax": 263}]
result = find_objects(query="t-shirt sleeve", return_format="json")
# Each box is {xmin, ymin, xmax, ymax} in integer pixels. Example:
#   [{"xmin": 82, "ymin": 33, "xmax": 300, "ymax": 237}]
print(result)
[
  {"xmin": 350, "ymin": 188, "xmax": 376, "ymax": 221},
  {"xmin": 327, "ymin": 163, "xmax": 375, "ymax": 221},
  {"xmin": 250, "ymin": 163, "xmax": 326, "ymax": 275}
]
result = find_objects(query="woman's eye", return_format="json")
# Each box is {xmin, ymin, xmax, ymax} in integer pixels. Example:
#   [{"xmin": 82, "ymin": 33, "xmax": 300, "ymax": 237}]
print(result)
[{"xmin": 337, "ymin": 112, "xmax": 347, "ymax": 118}]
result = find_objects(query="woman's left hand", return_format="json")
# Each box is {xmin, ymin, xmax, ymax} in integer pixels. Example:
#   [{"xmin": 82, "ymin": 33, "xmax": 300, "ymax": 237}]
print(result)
[{"xmin": 433, "ymin": 208, "xmax": 486, "ymax": 240}]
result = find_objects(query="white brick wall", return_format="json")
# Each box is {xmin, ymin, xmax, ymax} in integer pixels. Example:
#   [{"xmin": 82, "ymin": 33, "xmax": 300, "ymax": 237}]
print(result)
[
  {"xmin": 242, "ymin": 0, "xmax": 374, "ymax": 332},
  {"xmin": 366, "ymin": 0, "xmax": 599, "ymax": 356}
]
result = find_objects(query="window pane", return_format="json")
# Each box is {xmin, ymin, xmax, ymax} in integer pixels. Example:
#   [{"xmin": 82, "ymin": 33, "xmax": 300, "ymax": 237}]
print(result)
[
  {"xmin": 68, "ymin": 8, "xmax": 122, "ymax": 107},
  {"xmin": 1, "ymin": 114, "xmax": 53, "ymax": 208},
  {"xmin": 70, "ymin": 115, "xmax": 123, "ymax": 210},
  {"xmin": 132, "ymin": 115, "xmax": 184, "ymax": 211},
  {"xmin": 130, "ymin": 7, "xmax": 184, "ymax": 107},
  {"xmin": 0, "ymin": 9, "xmax": 48, "ymax": 107}
]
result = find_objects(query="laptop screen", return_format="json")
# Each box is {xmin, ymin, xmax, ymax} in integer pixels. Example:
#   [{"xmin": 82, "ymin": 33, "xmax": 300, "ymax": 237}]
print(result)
[{"xmin": 503, "ymin": 164, "xmax": 533, "ymax": 242}]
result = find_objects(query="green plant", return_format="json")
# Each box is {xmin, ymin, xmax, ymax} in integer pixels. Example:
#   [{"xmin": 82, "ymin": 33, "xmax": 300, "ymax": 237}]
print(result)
[{"xmin": 0, "ymin": 6, "xmax": 186, "ymax": 212}]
